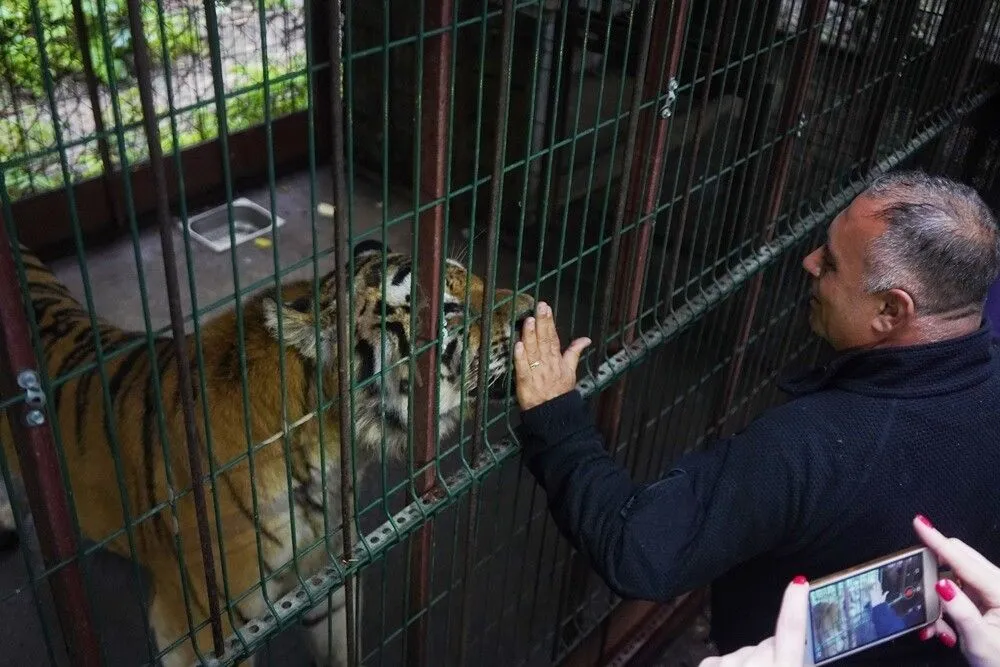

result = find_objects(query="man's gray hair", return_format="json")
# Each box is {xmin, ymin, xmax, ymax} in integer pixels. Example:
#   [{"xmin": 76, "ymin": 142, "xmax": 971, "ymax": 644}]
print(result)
[{"xmin": 861, "ymin": 170, "xmax": 1000, "ymax": 316}]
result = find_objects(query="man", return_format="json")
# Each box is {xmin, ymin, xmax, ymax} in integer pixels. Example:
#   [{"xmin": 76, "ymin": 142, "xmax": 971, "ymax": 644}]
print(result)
[{"xmin": 512, "ymin": 171, "xmax": 1000, "ymax": 665}]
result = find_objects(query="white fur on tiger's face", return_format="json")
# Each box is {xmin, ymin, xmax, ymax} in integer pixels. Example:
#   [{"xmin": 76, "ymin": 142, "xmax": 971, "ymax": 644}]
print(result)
[{"xmin": 320, "ymin": 247, "xmax": 534, "ymax": 461}]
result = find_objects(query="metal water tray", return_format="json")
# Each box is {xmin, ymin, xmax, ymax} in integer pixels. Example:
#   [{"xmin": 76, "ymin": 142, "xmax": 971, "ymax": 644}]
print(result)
[{"xmin": 180, "ymin": 198, "xmax": 285, "ymax": 253}]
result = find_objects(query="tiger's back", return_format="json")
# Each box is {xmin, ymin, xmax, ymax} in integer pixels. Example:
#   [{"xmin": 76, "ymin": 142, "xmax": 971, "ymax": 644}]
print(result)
[{"xmin": 0, "ymin": 246, "xmax": 347, "ymax": 663}]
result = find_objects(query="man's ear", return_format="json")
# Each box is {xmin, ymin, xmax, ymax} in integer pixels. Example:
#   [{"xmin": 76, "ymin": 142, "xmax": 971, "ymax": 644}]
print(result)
[
  {"xmin": 261, "ymin": 295, "xmax": 336, "ymax": 362},
  {"xmin": 872, "ymin": 288, "xmax": 915, "ymax": 335}
]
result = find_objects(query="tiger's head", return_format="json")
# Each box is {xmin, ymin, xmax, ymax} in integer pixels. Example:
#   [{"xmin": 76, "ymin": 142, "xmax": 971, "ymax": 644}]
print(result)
[{"xmin": 261, "ymin": 240, "xmax": 534, "ymax": 459}]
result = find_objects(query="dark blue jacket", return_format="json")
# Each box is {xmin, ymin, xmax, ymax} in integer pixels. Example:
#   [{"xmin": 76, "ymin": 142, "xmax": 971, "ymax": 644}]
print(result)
[{"xmin": 516, "ymin": 325, "xmax": 1000, "ymax": 665}]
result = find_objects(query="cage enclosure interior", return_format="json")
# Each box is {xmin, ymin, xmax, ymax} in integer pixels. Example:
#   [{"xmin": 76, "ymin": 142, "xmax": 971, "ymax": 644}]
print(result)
[{"xmin": 1, "ymin": 0, "xmax": 1000, "ymax": 666}]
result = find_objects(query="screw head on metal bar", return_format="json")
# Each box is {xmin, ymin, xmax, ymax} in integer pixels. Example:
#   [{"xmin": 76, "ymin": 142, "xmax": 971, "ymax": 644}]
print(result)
[
  {"xmin": 17, "ymin": 370, "xmax": 40, "ymax": 391},
  {"xmin": 660, "ymin": 77, "xmax": 680, "ymax": 118},
  {"xmin": 24, "ymin": 410, "xmax": 45, "ymax": 427}
]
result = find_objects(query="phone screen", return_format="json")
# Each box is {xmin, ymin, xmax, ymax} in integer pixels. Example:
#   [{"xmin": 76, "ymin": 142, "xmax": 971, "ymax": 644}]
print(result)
[{"xmin": 808, "ymin": 552, "xmax": 927, "ymax": 663}]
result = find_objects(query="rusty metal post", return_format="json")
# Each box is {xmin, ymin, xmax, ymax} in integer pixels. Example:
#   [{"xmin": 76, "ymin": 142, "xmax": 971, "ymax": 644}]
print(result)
[
  {"xmin": 595, "ymin": 0, "xmax": 688, "ymax": 369},
  {"xmin": 328, "ymin": 2, "xmax": 361, "ymax": 665},
  {"xmin": 951, "ymin": 0, "xmax": 992, "ymax": 104},
  {"xmin": 663, "ymin": 0, "xmax": 732, "ymax": 307},
  {"xmin": 123, "ymin": 0, "xmax": 226, "ymax": 655},
  {"xmin": 406, "ymin": 0, "xmax": 454, "ymax": 664},
  {"xmin": 856, "ymin": 1, "xmax": 921, "ymax": 169},
  {"xmin": 0, "ymin": 217, "xmax": 103, "ymax": 666},
  {"xmin": 555, "ymin": 0, "xmax": 690, "ymax": 657},
  {"xmin": 458, "ymin": 1, "xmax": 518, "ymax": 663},
  {"xmin": 69, "ymin": 0, "xmax": 125, "ymax": 230},
  {"xmin": 714, "ymin": 0, "xmax": 826, "ymax": 436},
  {"xmin": 911, "ymin": 1, "xmax": 981, "ymax": 130},
  {"xmin": 592, "ymin": 0, "xmax": 689, "ymax": 440}
]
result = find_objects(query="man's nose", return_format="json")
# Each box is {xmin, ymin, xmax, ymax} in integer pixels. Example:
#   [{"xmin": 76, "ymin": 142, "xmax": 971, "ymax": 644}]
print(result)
[{"xmin": 802, "ymin": 248, "xmax": 821, "ymax": 277}]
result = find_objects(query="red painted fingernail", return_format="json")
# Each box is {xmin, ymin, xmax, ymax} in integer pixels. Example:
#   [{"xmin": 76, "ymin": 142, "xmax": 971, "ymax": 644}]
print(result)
[
  {"xmin": 919, "ymin": 627, "xmax": 932, "ymax": 641},
  {"xmin": 936, "ymin": 579, "xmax": 956, "ymax": 601},
  {"xmin": 939, "ymin": 632, "xmax": 957, "ymax": 648},
  {"xmin": 916, "ymin": 514, "xmax": 933, "ymax": 528},
  {"xmin": 792, "ymin": 575, "xmax": 807, "ymax": 585}
]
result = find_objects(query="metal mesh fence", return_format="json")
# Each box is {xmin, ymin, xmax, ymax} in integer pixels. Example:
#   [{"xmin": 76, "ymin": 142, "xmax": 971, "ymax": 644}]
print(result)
[
  {"xmin": 0, "ymin": 0, "xmax": 307, "ymax": 200},
  {"xmin": 1, "ymin": 0, "xmax": 999, "ymax": 666}
]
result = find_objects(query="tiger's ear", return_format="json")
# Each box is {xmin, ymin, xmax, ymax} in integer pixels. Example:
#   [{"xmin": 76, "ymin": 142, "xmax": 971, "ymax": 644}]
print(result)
[
  {"xmin": 261, "ymin": 295, "xmax": 336, "ymax": 363},
  {"xmin": 353, "ymin": 239, "xmax": 389, "ymax": 259}
]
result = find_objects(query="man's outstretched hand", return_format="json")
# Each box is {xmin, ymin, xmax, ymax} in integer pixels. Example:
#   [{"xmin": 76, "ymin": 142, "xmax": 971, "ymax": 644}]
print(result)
[{"xmin": 513, "ymin": 301, "xmax": 591, "ymax": 412}]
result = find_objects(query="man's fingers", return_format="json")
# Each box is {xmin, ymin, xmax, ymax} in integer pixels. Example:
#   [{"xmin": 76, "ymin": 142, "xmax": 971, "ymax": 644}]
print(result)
[
  {"xmin": 521, "ymin": 315, "xmax": 540, "ymax": 362},
  {"xmin": 563, "ymin": 337, "xmax": 592, "ymax": 371},
  {"xmin": 773, "ymin": 578, "xmax": 809, "ymax": 665},
  {"xmin": 535, "ymin": 302, "xmax": 562, "ymax": 358},
  {"xmin": 513, "ymin": 341, "xmax": 529, "ymax": 378}
]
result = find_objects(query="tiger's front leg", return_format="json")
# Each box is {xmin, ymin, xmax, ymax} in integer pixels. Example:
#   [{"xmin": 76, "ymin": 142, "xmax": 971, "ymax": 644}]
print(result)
[
  {"xmin": 301, "ymin": 583, "xmax": 362, "ymax": 667},
  {"xmin": 298, "ymin": 470, "xmax": 365, "ymax": 666}
]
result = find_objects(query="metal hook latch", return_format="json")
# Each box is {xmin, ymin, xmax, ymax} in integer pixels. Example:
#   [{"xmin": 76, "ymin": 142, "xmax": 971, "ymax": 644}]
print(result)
[
  {"xmin": 795, "ymin": 113, "xmax": 808, "ymax": 138},
  {"xmin": 660, "ymin": 78, "xmax": 679, "ymax": 118},
  {"xmin": 17, "ymin": 370, "xmax": 46, "ymax": 427}
]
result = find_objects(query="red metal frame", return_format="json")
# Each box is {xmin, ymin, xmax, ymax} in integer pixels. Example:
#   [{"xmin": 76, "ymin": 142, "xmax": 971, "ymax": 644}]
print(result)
[
  {"xmin": 595, "ymin": 0, "xmax": 689, "ymax": 436},
  {"xmin": 559, "ymin": 0, "xmax": 692, "ymax": 661},
  {"xmin": 560, "ymin": 591, "xmax": 706, "ymax": 667},
  {"xmin": 126, "ymin": 0, "xmax": 227, "ymax": 652},
  {"xmin": 0, "ymin": 214, "xmax": 102, "ymax": 666},
  {"xmin": 407, "ymin": 0, "xmax": 454, "ymax": 663},
  {"xmin": 952, "ymin": 0, "xmax": 993, "ymax": 104},
  {"xmin": 856, "ymin": 1, "xmax": 922, "ymax": 169},
  {"xmin": 715, "ymin": 0, "xmax": 827, "ymax": 435}
]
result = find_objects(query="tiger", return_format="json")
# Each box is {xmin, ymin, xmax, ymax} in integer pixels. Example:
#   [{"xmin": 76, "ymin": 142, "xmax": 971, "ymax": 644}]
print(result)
[{"xmin": 0, "ymin": 238, "xmax": 534, "ymax": 666}]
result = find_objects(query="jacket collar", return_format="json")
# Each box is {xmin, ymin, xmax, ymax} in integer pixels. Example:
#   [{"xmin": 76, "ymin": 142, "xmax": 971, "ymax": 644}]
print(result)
[{"xmin": 780, "ymin": 323, "xmax": 998, "ymax": 398}]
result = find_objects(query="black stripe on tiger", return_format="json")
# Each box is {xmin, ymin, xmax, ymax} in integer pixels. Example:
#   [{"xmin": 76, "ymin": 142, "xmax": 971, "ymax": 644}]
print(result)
[
  {"xmin": 356, "ymin": 339, "xmax": 375, "ymax": 383},
  {"xmin": 143, "ymin": 341, "xmax": 173, "ymax": 501},
  {"xmin": 385, "ymin": 321, "xmax": 409, "ymax": 360},
  {"xmin": 441, "ymin": 338, "xmax": 460, "ymax": 371},
  {"xmin": 293, "ymin": 486, "xmax": 325, "ymax": 514},
  {"xmin": 391, "ymin": 264, "xmax": 410, "ymax": 286},
  {"xmin": 300, "ymin": 593, "xmax": 346, "ymax": 628},
  {"xmin": 80, "ymin": 333, "xmax": 147, "ymax": 455},
  {"xmin": 299, "ymin": 355, "xmax": 317, "ymax": 424},
  {"xmin": 145, "ymin": 344, "xmax": 180, "ymax": 550},
  {"xmin": 234, "ymin": 606, "xmax": 251, "ymax": 626},
  {"xmin": 27, "ymin": 279, "xmax": 74, "ymax": 302},
  {"xmin": 217, "ymin": 472, "xmax": 283, "ymax": 548}
]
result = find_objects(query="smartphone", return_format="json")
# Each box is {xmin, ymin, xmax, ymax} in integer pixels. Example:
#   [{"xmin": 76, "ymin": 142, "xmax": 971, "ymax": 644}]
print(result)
[{"xmin": 804, "ymin": 546, "xmax": 941, "ymax": 665}]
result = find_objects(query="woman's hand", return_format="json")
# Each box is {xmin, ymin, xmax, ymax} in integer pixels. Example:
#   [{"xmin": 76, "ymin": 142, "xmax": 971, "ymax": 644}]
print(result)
[
  {"xmin": 512, "ymin": 301, "xmax": 591, "ymax": 411},
  {"xmin": 699, "ymin": 576, "xmax": 810, "ymax": 667},
  {"xmin": 914, "ymin": 515, "xmax": 1000, "ymax": 667}
]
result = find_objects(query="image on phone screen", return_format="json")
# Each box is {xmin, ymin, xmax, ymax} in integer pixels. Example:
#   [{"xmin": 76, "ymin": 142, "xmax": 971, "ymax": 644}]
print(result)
[{"xmin": 808, "ymin": 552, "xmax": 927, "ymax": 663}]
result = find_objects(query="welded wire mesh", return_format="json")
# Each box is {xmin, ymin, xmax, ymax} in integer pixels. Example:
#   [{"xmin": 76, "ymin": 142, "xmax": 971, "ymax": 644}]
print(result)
[
  {"xmin": 1, "ymin": 1, "xmax": 1000, "ymax": 666},
  {"xmin": 0, "ymin": 0, "xmax": 307, "ymax": 200}
]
